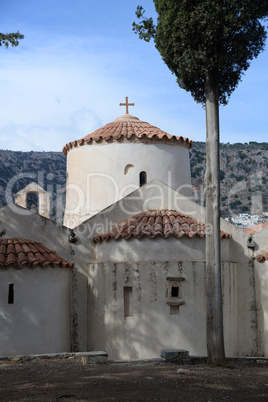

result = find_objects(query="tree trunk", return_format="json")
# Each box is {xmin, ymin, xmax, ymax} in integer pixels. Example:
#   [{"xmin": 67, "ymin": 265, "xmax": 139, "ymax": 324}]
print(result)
[{"xmin": 205, "ymin": 72, "xmax": 225, "ymax": 365}]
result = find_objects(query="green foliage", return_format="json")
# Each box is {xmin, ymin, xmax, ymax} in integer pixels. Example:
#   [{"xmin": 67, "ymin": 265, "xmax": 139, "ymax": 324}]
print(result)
[
  {"xmin": 219, "ymin": 170, "xmax": 225, "ymax": 181},
  {"xmin": 0, "ymin": 32, "xmax": 24, "ymax": 48},
  {"xmin": 133, "ymin": 1, "xmax": 268, "ymax": 105},
  {"xmin": 240, "ymin": 205, "xmax": 250, "ymax": 213},
  {"xmin": 238, "ymin": 151, "xmax": 247, "ymax": 160},
  {"xmin": 192, "ymin": 166, "xmax": 204, "ymax": 178},
  {"xmin": 234, "ymin": 175, "xmax": 244, "ymax": 182},
  {"xmin": 133, "ymin": 6, "xmax": 156, "ymax": 42},
  {"xmin": 229, "ymin": 199, "xmax": 242, "ymax": 209}
]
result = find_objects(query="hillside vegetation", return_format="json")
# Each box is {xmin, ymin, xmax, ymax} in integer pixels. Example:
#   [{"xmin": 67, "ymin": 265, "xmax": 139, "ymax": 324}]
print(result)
[
  {"xmin": 0, "ymin": 142, "xmax": 267, "ymax": 222},
  {"xmin": 190, "ymin": 141, "xmax": 268, "ymax": 216},
  {"xmin": 0, "ymin": 150, "xmax": 66, "ymax": 222}
]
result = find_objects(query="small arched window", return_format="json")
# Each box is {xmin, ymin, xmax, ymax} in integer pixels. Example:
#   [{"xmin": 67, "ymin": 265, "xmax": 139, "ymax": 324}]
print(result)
[
  {"xmin": 124, "ymin": 164, "xmax": 134, "ymax": 175},
  {"xmin": 139, "ymin": 171, "xmax": 147, "ymax": 187}
]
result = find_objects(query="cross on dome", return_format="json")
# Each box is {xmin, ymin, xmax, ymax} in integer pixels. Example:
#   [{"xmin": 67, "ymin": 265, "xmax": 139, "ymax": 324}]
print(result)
[{"xmin": 119, "ymin": 97, "xmax": 135, "ymax": 115}]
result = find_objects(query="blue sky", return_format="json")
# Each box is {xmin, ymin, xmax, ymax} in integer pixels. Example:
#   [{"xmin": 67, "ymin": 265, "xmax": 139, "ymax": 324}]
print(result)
[{"xmin": 1, "ymin": 0, "xmax": 267, "ymax": 152}]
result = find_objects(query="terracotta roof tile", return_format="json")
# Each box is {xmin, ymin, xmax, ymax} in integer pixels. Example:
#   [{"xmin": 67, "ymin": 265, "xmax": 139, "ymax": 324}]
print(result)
[
  {"xmin": 63, "ymin": 115, "xmax": 192, "ymax": 155},
  {"xmin": 243, "ymin": 222, "xmax": 268, "ymax": 234},
  {"xmin": 0, "ymin": 239, "xmax": 73, "ymax": 269},
  {"xmin": 93, "ymin": 210, "xmax": 232, "ymax": 242},
  {"xmin": 6, "ymin": 253, "xmax": 16, "ymax": 266},
  {"xmin": 255, "ymin": 251, "xmax": 268, "ymax": 262}
]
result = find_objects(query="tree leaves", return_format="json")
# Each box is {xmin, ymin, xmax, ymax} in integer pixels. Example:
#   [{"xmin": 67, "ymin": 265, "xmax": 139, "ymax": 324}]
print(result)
[
  {"xmin": 133, "ymin": 0, "xmax": 268, "ymax": 105},
  {"xmin": 0, "ymin": 32, "xmax": 24, "ymax": 48},
  {"xmin": 132, "ymin": 6, "xmax": 156, "ymax": 42}
]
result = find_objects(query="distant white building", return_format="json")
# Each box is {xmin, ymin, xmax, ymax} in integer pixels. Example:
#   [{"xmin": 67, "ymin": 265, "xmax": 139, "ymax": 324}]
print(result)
[{"xmin": 239, "ymin": 213, "xmax": 250, "ymax": 219}]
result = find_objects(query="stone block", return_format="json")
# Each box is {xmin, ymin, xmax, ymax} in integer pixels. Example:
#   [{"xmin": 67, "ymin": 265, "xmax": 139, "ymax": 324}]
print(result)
[
  {"xmin": 10, "ymin": 356, "xmax": 21, "ymax": 362},
  {"xmin": 78, "ymin": 351, "xmax": 108, "ymax": 364},
  {"xmin": 160, "ymin": 349, "xmax": 189, "ymax": 362}
]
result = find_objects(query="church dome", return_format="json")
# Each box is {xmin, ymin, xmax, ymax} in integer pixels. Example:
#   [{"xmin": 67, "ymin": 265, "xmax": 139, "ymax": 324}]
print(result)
[
  {"xmin": 62, "ymin": 114, "xmax": 192, "ymax": 156},
  {"xmin": 63, "ymin": 104, "xmax": 193, "ymax": 229}
]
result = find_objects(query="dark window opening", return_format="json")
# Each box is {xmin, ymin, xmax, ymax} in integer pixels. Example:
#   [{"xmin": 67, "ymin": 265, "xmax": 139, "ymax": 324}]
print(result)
[
  {"xmin": 124, "ymin": 286, "xmax": 133, "ymax": 317},
  {"xmin": 27, "ymin": 192, "xmax": 39, "ymax": 211},
  {"xmin": 171, "ymin": 286, "xmax": 179, "ymax": 298},
  {"xmin": 8, "ymin": 284, "xmax": 14, "ymax": 304},
  {"xmin": 139, "ymin": 171, "xmax": 147, "ymax": 187}
]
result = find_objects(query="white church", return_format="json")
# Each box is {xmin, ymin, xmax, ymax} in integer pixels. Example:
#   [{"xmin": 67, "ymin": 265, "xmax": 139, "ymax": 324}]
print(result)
[{"xmin": 0, "ymin": 98, "xmax": 267, "ymax": 360}]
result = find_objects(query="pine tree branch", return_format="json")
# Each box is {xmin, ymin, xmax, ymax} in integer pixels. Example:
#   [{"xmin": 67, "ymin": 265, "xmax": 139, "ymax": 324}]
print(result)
[{"xmin": 0, "ymin": 32, "xmax": 24, "ymax": 48}]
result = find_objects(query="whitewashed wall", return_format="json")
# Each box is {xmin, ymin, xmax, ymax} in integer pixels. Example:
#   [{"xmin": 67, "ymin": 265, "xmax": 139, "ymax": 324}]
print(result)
[
  {"xmin": 1, "ymin": 181, "xmax": 266, "ymax": 359},
  {"xmin": 87, "ymin": 258, "xmax": 238, "ymax": 360},
  {"xmin": 64, "ymin": 141, "xmax": 192, "ymax": 228},
  {"xmin": 0, "ymin": 204, "xmax": 87, "ymax": 353},
  {"xmin": 0, "ymin": 266, "xmax": 71, "ymax": 356}
]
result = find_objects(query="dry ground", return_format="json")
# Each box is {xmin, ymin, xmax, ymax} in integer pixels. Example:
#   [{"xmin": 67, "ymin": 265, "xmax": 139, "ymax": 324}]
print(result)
[{"xmin": 0, "ymin": 358, "xmax": 267, "ymax": 401}]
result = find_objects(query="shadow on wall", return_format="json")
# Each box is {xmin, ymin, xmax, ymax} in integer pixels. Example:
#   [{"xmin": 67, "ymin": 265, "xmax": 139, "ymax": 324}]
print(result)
[
  {"xmin": 255, "ymin": 259, "xmax": 268, "ymax": 356},
  {"xmin": 85, "ymin": 236, "xmax": 208, "ymax": 360},
  {"xmin": 71, "ymin": 222, "xmax": 261, "ymax": 360}
]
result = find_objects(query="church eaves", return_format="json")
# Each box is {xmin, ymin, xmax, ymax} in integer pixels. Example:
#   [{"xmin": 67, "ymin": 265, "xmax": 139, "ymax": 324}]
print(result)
[
  {"xmin": 255, "ymin": 250, "xmax": 268, "ymax": 262},
  {"xmin": 244, "ymin": 221, "xmax": 268, "ymax": 234},
  {"xmin": 93, "ymin": 209, "xmax": 231, "ymax": 242},
  {"xmin": 0, "ymin": 238, "xmax": 73, "ymax": 268},
  {"xmin": 62, "ymin": 115, "xmax": 192, "ymax": 156}
]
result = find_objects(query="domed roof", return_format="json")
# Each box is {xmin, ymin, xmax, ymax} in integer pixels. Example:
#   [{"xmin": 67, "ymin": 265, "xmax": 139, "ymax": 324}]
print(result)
[{"xmin": 62, "ymin": 114, "xmax": 192, "ymax": 156}]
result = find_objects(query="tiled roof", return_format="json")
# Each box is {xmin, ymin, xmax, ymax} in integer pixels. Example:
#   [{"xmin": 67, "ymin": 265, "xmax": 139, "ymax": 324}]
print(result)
[
  {"xmin": 243, "ymin": 221, "xmax": 268, "ymax": 234},
  {"xmin": 255, "ymin": 251, "xmax": 268, "ymax": 262},
  {"xmin": 63, "ymin": 115, "xmax": 192, "ymax": 155},
  {"xmin": 0, "ymin": 238, "xmax": 73, "ymax": 268},
  {"xmin": 93, "ymin": 210, "xmax": 231, "ymax": 242}
]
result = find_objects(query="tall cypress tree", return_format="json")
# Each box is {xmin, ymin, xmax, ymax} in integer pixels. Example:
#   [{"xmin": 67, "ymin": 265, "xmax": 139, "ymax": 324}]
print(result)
[{"xmin": 133, "ymin": 0, "xmax": 268, "ymax": 365}]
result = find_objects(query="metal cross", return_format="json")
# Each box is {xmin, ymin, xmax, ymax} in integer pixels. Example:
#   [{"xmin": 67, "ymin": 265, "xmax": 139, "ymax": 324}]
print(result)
[{"xmin": 119, "ymin": 97, "xmax": 135, "ymax": 114}]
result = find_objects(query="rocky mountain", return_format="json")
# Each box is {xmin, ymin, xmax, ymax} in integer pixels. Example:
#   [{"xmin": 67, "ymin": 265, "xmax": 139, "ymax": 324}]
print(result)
[
  {"xmin": 0, "ymin": 142, "xmax": 267, "ymax": 223},
  {"xmin": 0, "ymin": 150, "xmax": 66, "ymax": 222},
  {"xmin": 190, "ymin": 141, "xmax": 268, "ymax": 217}
]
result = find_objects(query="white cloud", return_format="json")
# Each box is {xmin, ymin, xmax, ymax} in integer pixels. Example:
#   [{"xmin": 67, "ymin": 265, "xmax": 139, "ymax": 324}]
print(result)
[
  {"xmin": 0, "ymin": 108, "xmax": 103, "ymax": 152},
  {"xmin": 1, "ymin": 5, "xmax": 268, "ymax": 151}
]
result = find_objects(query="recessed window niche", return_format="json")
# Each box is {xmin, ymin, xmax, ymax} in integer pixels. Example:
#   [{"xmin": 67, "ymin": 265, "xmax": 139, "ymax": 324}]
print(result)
[
  {"xmin": 171, "ymin": 286, "xmax": 179, "ymax": 298},
  {"xmin": 166, "ymin": 277, "xmax": 185, "ymax": 315},
  {"xmin": 124, "ymin": 164, "xmax": 134, "ymax": 175},
  {"xmin": 124, "ymin": 286, "xmax": 133, "ymax": 317},
  {"xmin": 170, "ymin": 305, "xmax": 180, "ymax": 315},
  {"xmin": 139, "ymin": 171, "xmax": 147, "ymax": 187},
  {"xmin": 8, "ymin": 284, "xmax": 14, "ymax": 304},
  {"xmin": 27, "ymin": 192, "xmax": 39, "ymax": 211}
]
